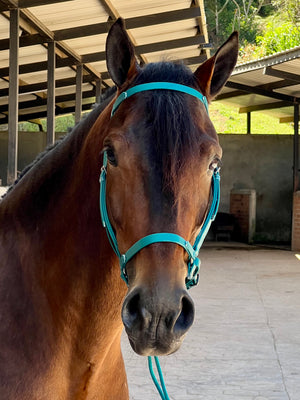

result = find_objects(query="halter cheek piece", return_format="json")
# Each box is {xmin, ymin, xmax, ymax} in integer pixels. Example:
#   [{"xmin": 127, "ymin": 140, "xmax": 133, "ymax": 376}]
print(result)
[{"xmin": 99, "ymin": 82, "xmax": 220, "ymax": 290}]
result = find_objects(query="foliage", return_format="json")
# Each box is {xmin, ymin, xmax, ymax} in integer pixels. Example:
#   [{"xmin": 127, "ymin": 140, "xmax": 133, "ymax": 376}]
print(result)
[
  {"xmin": 205, "ymin": 0, "xmax": 300, "ymax": 62},
  {"xmin": 256, "ymin": 21, "xmax": 300, "ymax": 55},
  {"xmin": 271, "ymin": 0, "xmax": 300, "ymax": 29},
  {"xmin": 18, "ymin": 114, "xmax": 76, "ymax": 133},
  {"xmin": 238, "ymin": 42, "xmax": 265, "ymax": 62},
  {"xmin": 204, "ymin": 0, "xmax": 271, "ymax": 48}
]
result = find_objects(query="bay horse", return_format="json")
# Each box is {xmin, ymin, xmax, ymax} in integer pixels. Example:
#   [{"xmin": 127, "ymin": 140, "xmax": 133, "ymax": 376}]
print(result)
[{"xmin": 0, "ymin": 19, "xmax": 238, "ymax": 400}]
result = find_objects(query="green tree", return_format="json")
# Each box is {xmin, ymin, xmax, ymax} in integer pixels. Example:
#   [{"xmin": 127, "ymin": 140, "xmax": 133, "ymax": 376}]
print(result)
[
  {"xmin": 204, "ymin": 0, "xmax": 273, "ymax": 48},
  {"xmin": 272, "ymin": 0, "xmax": 300, "ymax": 29},
  {"xmin": 256, "ymin": 21, "xmax": 300, "ymax": 54}
]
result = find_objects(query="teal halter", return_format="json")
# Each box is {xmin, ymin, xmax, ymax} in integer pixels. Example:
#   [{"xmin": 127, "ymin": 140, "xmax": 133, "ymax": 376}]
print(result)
[
  {"xmin": 99, "ymin": 81, "xmax": 219, "ymax": 289},
  {"xmin": 99, "ymin": 150, "xmax": 220, "ymax": 289},
  {"xmin": 111, "ymin": 82, "xmax": 209, "ymax": 116},
  {"xmin": 99, "ymin": 82, "xmax": 220, "ymax": 400}
]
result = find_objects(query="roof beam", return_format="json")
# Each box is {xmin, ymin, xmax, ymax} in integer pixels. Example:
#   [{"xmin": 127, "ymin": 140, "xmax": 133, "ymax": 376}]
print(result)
[
  {"xmin": 137, "ymin": 34, "xmax": 205, "ymax": 55},
  {"xmin": 98, "ymin": 0, "xmax": 119, "ymax": 20},
  {"xmin": 0, "ymin": 89, "xmax": 96, "ymax": 114},
  {"xmin": 0, "ymin": 75, "xmax": 96, "ymax": 97},
  {"xmin": 192, "ymin": 0, "xmax": 210, "ymax": 58},
  {"xmin": 263, "ymin": 67, "xmax": 300, "ymax": 85},
  {"xmin": 239, "ymin": 101, "xmax": 292, "ymax": 113},
  {"xmin": 0, "ymin": 35, "xmax": 207, "ymax": 78},
  {"xmin": 280, "ymin": 115, "xmax": 300, "ymax": 123},
  {"xmin": 53, "ymin": 7, "xmax": 201, "ymax": 41},
  {"xmin": 81, "ymin": 34, "xmax": 205, "ymax": 64},
  {"xmin": 225, "ymin": 80, "xmax": 300, "ymax": 104},
  {"xmin": 0, "ymin": 0, "xmax": 73, "ymax": 10},
  {"xmin": 0, "ymin": 58, "xmax": 72, "ymax": 77},
  {"xmin": 18, "ymin": 0, "xmax": 73, "ymax": 7},
  {"xmin": 0, "ymin": 102, "xmax": 94, "ymax": 125},
  {"xmin": 0, "ymin": 7, "xmax": 204, "ymax": 50},
  {"xmin": 217, "ymin": 78, "xmax": 300, "ymax": 101},
  {"xmin": 98, "ymin": 0, "xmax": 147, "ymax": 65},
  {"xmin": 0, "ymin": 9, "xmax": 101, "ymax": 80},
  {"xmin": 20, "ymin": 8, "xmax": 100, "ymax": 79},
  {"xmin": 264, "ymin": 66, "xmax": 300, "ymax": 84},
  {"xmin": 216, "ymin": 90, "xmax": 247, "ymax": 100},
  {"xmin": 0, "ymin": 33, "xmax": 47, "ymax": 50}
]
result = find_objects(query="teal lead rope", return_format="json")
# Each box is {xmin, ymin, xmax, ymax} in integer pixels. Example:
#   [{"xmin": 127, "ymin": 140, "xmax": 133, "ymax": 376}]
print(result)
[
  {"xmin": 148, "ymin": 356, "xmax": 171, "ymax": 400},
  {"xmin": 99, "ymin": 81, "xmax": 221, "ymax": 400}
]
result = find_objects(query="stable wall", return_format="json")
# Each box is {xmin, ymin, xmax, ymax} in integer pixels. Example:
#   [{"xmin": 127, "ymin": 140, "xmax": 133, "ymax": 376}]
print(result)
[
  {"xmin": 0, "ymin": 132, "xmax": 294, "ymax": 243},
  {"xmin": 218, "ymin": 134, "xmax": 293, "ymax": 243},
  {"xmin": 0, "ymin": 131, "xmax": 62, "ymax": 186}
]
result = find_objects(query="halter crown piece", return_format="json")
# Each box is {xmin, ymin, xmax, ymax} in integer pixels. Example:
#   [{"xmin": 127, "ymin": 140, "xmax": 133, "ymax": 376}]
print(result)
[{"xmin": 99, "ymin": 82, "xmax": 221, "ymax": 400}]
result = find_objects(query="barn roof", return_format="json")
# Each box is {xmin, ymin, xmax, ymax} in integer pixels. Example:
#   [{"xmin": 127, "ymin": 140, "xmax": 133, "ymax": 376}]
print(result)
[
  {"xmin": 217, "ymin": 45, "xmax": 300, "ymax": 125},
  {"xmin": 0, "ymin": 0, "xmax": 210, "ymax": 125}
]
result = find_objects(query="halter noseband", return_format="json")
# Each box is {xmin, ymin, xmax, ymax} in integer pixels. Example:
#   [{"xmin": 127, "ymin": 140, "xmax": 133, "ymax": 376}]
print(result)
[{"xmin": 99, "ymin": 82, "xmax": 220, "ymax": 289}]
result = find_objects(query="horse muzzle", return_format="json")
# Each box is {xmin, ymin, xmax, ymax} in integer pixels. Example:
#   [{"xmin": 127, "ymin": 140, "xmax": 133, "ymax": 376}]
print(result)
[{"xmin": 121, "ymin": 286, "xmax": 195, "ymax": 356}]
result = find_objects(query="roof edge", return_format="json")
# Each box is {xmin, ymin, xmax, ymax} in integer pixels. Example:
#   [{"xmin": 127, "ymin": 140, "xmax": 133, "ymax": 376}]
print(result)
[{"xmin": 234, "ymin": 45, "xmax": 300, "ymax": 75}]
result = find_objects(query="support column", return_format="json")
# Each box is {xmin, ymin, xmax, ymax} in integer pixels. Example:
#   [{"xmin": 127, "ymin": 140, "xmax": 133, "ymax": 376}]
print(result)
[
  {"xmin": 7, "ymin": 8, "xmax": 19, "ymax": 185},
  {"xmin": 95, "ymin": 78, "xmax": 102, "ymax": 104},
  {"xmin": 292, "ymin": 103, "xmax": 300, "ymax": 251},
  {"xmin": 293, "ymin": 103, "xmax": 299, "ymax": 192},
  {"xmin": 75, "ymin": 64, "xmax": 83, "ymax": 124},
  {"xmin": 47, "ymin": 41, "xmax": 55, "ymax": 145},
  {"xmin": 247, "ymin": 112, "xmax": 251, "ymax": 134}
]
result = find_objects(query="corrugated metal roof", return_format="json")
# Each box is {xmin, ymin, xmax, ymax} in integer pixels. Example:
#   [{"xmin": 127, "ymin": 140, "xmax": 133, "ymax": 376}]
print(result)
[
  {"xmin": 0, "ymin": 0, "xmax": 210, "ymax": 125},
  {"xmin": 217, "ymin": 47, "xmax": 300, "ymax": 124}
]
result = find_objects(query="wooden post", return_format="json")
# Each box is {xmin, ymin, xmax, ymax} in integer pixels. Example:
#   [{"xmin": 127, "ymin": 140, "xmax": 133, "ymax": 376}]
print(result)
[
  {"xmin": 7, "ymin": 8, "xmax": 19, "ymax": 186},
  {"xmin": 75, "ymin": 64, "xmax": 83, "ymax": 124},
  {"xmin": 47, "ymin": 41, "xmax": 55, "ymax": 145}
]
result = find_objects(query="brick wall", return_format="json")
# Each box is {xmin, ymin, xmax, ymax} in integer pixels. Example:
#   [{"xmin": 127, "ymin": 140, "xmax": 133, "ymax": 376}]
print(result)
[{"xmin": 230, "ymin": 189, "xmax": 256, "ymax": 243}]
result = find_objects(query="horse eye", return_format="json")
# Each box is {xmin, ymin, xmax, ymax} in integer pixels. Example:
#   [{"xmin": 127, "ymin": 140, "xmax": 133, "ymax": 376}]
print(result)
[
  {"xmin": 209, "ymin": 157, "xmax": 221, "ymax": 171},
  {"xmin": 106, "ymin": 147, "xmax": 117, "ymax": 166}
]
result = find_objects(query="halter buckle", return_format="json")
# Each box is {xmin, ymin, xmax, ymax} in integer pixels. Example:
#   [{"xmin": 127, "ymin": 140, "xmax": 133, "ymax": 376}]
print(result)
[{"xmin": 185, "ymin": 257, "xmax": 201, "ymax": 289}]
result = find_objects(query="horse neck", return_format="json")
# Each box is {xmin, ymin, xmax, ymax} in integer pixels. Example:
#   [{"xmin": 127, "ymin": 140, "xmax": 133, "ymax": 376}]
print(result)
[{"xmin": 0, "ymin": 104, "xmax": 126, "ymax": 360}]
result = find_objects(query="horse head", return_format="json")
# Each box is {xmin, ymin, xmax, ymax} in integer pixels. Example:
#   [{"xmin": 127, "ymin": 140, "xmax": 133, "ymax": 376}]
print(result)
[{"xmin": 102, "ymin": 19, "xmax": 238, "ymax": 356}]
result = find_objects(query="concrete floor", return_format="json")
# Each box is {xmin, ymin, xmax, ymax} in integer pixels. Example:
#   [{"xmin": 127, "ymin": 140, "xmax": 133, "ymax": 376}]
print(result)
[{"xmin": 121, "ymin": 244, "xmax": 300, "ymax": 400}]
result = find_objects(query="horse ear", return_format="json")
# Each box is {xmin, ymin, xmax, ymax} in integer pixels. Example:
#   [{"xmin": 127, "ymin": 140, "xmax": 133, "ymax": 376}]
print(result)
[
  {"xmin": 106, "ymin": 18, "xmax": 139, "ymax": 87},
  {"xmin": 194, "ymin": 32, "xmax": 239, "ymax": 101}
]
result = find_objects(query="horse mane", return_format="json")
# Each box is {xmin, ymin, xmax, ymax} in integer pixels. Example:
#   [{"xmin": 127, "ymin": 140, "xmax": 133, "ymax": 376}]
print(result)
[
  {"xmin": 1, "ymin": 87, "xmax": 117, "ymax": 200},
  {"xmin": 131, "ymin": 61, "xmax": 208, "ymax": 194}
]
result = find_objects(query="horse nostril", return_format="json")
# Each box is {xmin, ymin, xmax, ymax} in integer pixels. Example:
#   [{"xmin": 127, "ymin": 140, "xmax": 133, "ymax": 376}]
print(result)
[
  {"xmin": 122, "ymin": 291, "xmax": 152, "ymax": 331},
  {"xmin": 122, "ymin": 292, "xmax": 140, "ymax": 330},
  {"xmin": 127, "ymin": 292, "xmax": 140, "ymax": 319},
  {"xmin": 174, "ymin": 295, "xmax": 194, "ymax": 334}
]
